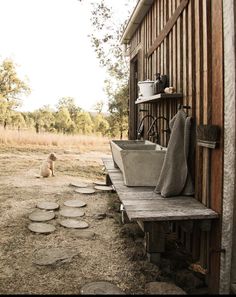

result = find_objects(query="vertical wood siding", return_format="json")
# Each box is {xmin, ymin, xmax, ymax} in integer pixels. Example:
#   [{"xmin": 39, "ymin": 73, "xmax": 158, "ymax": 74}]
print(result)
[{"xmin": 128, "ymin": 0, "xmax": 224, "ymax": 292}]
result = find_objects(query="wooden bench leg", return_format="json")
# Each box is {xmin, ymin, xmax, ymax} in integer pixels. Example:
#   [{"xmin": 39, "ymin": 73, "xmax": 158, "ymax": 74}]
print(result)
[
  {"xmin": 144, "ymin": 222, "xmax": 165, "ymax": 264},
  {"xmin": 120, "ymin": 204, "xmax": 130, "ymax": 224}
]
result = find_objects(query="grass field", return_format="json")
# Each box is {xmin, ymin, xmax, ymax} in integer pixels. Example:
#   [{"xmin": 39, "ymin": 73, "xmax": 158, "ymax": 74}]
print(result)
[{"xmin": 0, "ymin": 128, "xmax": 111, "ymax": 153}]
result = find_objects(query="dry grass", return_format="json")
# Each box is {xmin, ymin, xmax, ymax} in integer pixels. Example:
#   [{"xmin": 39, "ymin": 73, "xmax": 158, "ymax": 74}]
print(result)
[{"xmin": 0, "ymin": 128, "xmax": 111, "ymax": 152}]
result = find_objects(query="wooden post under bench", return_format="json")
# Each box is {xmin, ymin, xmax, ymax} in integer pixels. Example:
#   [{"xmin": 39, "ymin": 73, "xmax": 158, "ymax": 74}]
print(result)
[
  {"xmin": 144, "ymin": 221, "xmax": 166, "ymax": 264},
  {"xmin": 103, "ymin": 157, "xmax": 219, "ymax": 265}
]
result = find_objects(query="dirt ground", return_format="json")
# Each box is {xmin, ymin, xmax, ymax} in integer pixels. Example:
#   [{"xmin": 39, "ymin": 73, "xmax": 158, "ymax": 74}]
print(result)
[
  {"xmin": 0, "ymin": 145, "xmax": 207, "ymax": 294},
  {"xmin": 0, "ymin": 145, "xmax": 163, "ymax": 295}
]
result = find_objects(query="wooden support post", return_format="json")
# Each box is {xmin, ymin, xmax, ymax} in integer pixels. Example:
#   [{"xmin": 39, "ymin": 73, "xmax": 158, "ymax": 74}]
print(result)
[
  {"xmin": 106, "ymin": 174, "xmax": 112, "ymax": 186},
  {"xmin": 144, "ymin": 222, "xmax": 165, "ymax": 264},
  {"xmin": 120, "ymin": 204, "xmax": 130, "ymax": 224}
]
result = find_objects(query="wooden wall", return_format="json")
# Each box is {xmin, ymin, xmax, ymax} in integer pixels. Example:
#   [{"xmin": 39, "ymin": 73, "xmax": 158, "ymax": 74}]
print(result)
[{"xmin": 128, "ymin": 0, "xmax": 224, "ymax": 293}]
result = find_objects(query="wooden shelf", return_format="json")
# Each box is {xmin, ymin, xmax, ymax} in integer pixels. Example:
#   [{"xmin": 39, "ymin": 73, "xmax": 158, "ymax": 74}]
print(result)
[{"xmin": 135, "ymin": 93, "xmax": 183, "ymax": 104}]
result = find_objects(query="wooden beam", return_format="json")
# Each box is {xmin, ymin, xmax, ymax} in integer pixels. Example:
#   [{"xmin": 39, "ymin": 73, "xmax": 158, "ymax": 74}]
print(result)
[
  {"xmin": 146, "ymin": 0, "xmax": 189, "ymax": 57},
  {"xmin": 208, "ymin": 0, "xmax": 224, "ymax": 293}
]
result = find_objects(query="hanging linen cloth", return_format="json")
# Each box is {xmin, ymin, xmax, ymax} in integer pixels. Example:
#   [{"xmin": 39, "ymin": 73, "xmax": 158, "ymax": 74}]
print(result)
[{"xmin": 154, "ymin": 108, "xmax": 194, "ymax": 197}]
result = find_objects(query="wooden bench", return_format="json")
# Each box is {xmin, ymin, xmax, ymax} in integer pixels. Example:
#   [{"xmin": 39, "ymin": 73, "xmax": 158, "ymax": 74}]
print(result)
[{"xmin": 103, "ymin": 157, "xmax": 219, "ymax": 263}]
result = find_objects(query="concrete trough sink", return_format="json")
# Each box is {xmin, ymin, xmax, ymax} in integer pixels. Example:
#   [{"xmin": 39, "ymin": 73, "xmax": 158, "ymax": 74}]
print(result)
[{"xmin": 110, "ymin": 140, "xmax": 166, "ymax": 187}]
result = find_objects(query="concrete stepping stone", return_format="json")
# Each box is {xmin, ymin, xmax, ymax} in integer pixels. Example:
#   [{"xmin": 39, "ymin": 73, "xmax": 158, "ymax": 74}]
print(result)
[
  {"xmin": 28, "ymin": 210, "xmax": 55, "ymax": 222},
  {"xmin": 69, "ymin": 230, "xmax": 95, "ymax": 239},
  {"xmin": 94, "ymin": 185, "xmax": 114, "ymax": 192},
  {"xmin": 75, "ymin": 188, "xmax": 95, "ymax": 194},
  {"xmin": 59, "ymin": 219, "xmax": 89, "ymax": 229},
  {"xmin": 59, "ymin": 207, "xmax": 85, "ymax": 218},
  {"xmin": 32, "ymin": 247, "xmax": 80, "ymax": 266},
  {"xmin": 28, "ymin": 222, "xmax": 56, "ymax": 234},
  {"xmin": 69, "ymin": 182, "xmax": 88, "ymax": 188},
  {"xmin": 145, "ymin": 282, "xmax": 186, "ymax": 295},
  {"xmin": 80, "ymin": 281, "xmax": 124, "ymax": 295},
  {"xmin": 36, "ymin": 201, "xmax": 59, "ymax": 210},
  {"xmin": 64, "ymin": 199, "xmax": 87, "ymax": 208},
  {"xmin": 93, "ymin": 181, "xmax": 107, "ymax": 186}
]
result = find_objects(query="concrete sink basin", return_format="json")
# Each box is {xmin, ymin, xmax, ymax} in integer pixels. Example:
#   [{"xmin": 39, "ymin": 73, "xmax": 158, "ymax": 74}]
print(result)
[{"xmin": 110, "ymin": 140, "xmax": 166, "ymax": 187}]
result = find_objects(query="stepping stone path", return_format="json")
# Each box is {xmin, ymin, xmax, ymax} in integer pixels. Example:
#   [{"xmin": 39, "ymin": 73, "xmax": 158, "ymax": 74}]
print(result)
[
  {"xmin": 28, "ymin": 210, "xmax": 55, "ymax": 222},
  {"xmin": 69, "ymin": 182, "xmax": 88, "ymax": 188},
  {"xmin": 32, "ymin": 247, "xmax": 80, "ymax": 266},
  {"xmin": 28, "ymin": 177, "xmax": 113, "ymax": 233},
  {"xmin": 59, "ymin": 219, "xmax": 89, "ymax": 229},
  {"xmin": 28, "ymin": 222, "xmax": 56, "ymax": 234},
  {"xmin": 64, "ymin": 199, "xmax": 87, "ymax": 208},
  {"xmin": 36, "ymin": 201, "xmax": 60, "ymax": 210},
  {"xmin": 80, "ymin": 281, "xmax": 124, "ymax": 295},
  {"xmin": 59, "ymin": 207, "xmax": 85, "ymax": 218},
  {"xmin": 94, "ymin": 185, "xmax": 114, "ymax": 192},
  {"xmin": 75, "ymin": 188, "xmax": 96, "ymax": 194}
]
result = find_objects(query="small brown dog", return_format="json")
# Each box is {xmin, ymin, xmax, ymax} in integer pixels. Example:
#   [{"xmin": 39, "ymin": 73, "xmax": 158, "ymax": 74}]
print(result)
[{"xmin": 40, "ymin": 153, "xmax": 57, "ymax": 177}]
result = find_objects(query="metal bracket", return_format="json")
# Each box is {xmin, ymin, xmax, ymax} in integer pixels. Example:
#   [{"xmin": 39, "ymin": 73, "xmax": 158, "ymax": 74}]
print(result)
[
  {"xmin": 210, "ymin": 248, "xmax": 226, "ymax": 254},
  {"xmin": 178, "ymin": 104, "xmax": 191, "ymax": 110}
]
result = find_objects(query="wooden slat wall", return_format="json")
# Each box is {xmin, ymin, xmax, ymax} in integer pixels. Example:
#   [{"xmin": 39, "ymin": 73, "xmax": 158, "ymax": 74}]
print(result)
[{"xmin": 128, "ymin": 0, "xmax": 224, "ymax": 293}]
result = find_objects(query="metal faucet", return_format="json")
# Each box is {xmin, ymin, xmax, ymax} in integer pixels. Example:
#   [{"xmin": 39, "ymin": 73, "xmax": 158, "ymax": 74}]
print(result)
[
  {"xmin": 147, "ymin": 116, "xmax": 171, "ymax": 136},
  {"xmin": 137, "ymin": 114, "xmax": 156, "ymax": 140}
]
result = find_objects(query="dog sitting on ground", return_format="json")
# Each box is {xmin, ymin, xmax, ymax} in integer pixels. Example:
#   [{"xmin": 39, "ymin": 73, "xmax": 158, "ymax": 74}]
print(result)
[{"xmin": 39, "ymin": 153, "xmax": 57, "ymax": 177}]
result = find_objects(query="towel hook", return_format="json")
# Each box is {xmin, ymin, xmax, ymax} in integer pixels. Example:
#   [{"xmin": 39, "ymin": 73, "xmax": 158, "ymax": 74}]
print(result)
[{"xmin": 178, "ymin": 104, "xmax": 191, "ymax": 110}]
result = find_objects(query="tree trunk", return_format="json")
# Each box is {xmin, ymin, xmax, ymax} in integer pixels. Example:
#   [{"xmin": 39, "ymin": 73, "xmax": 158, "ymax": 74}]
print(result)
[{"xmin": 35, "ymin": 123, "xmax": 39, "ymax": 133}]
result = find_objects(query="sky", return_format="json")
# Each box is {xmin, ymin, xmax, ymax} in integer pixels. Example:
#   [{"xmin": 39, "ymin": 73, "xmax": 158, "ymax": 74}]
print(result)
[{"xmin": 0, "ymin": 0, "xmax": 136, "ymax": 112}]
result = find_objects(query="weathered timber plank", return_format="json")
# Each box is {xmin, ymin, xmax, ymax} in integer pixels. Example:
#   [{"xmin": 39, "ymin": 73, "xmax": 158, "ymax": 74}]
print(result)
[
  {"xmin": 103, "ymin": 157, "xmax": 219, "ymax": 222},
  {"xmin": 122, "ymin": 197, "xmax": 205, "ymax": 206},
  {"xmin": 147, "ymin": 0, "xmax": 189, "ymax": 57},
  {"xmin": 119, "ymin": 195, "xmax": 159, "ymax": 201},
  {"xmin": 124, "ymin": 201, "xmax": 217, "ymax": 212},
  {"xmin": 208, "ymin": 0, "xmax": 224, "ymax": 293},
  {"xmin": 114, "ymin": 186, "xmax": 154, "ymax": 193},
  {"xmin": 124, "ymin": 200, "xmax": 219, "ymax": 216},
  {"xmin": 127, "ymin": 209, "xmax": 218, "ymax": 222}
]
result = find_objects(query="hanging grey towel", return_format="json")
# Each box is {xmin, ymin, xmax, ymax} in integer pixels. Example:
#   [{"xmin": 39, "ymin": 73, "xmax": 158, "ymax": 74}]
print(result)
[{"xmin": 154, "ymin": 109, "xmax": 194, "ymax": 197}]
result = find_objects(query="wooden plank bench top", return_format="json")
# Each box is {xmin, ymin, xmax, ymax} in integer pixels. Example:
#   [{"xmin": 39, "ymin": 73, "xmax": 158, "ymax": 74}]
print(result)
[{"xmin": 103, "ymin": 157, "xmax": 219, "ymax": 222}]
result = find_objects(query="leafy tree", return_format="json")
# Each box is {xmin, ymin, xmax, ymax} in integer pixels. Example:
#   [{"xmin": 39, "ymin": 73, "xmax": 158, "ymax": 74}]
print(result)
[
  {"xmin": 0, "ymin": 59, "xmax": 30, "ymax": 128},
  {"xmin": 93, "ymin": 113, "xmax": 109, "ymax": 136},
  {"xmin": 37, "ymin": 105, "xmax": 55, "ymax": 132},
  {"xmin": 75, "ymin": 111, "xmax": 93, "ymax": 134},
  {"xmin": 108, "ymin": 84, "xmax": 128, "ymax": 139},
  {"xmin": 93, "ymin": 100, "xmax": 104, "ymax": 114},
  {"xmin": 0, "ymin": 98, "xmax": 9, "ymax": 125},
  {"xmin": 55, "ymin": 107, "xmax": 74, "ymax": 134},
  {"xmin": 28, "ymin": 106, "xmax": 55, "ymax": 133},
  {"xmin": 21, "ymin": 112, "xmax": 35, "ymax": 129},
  {"xmin": 89, "ymin": 0, "xmax": 136, "ymax": 139},
  {"xmin": 29, "ymin": 110, "xmax": 43, "ymax": 133},
  {"xmin": 89, "ymin": 0, "xmax": 134, "ymax": 85},
  {"xmin": 57, "ymin": 97, "xmax": 82, "ymax": 122},
  {"xmin": 11, "ymin": 111, "xmax": 26, "ymax": 130}
]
